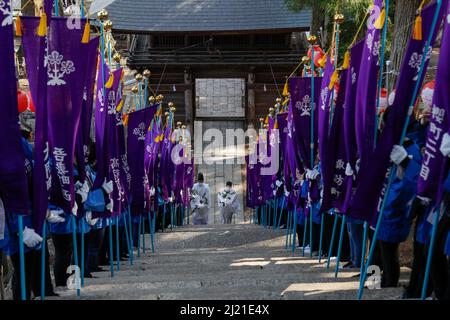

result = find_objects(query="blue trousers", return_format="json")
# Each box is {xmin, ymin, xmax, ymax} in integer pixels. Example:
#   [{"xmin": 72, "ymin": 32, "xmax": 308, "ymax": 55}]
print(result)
[{"xmin": 347, "ymin": 221, "xmax": 364, "ymax": 268}]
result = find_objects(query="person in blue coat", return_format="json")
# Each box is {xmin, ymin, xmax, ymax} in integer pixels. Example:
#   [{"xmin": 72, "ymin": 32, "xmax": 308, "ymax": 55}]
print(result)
[
  {"xmin": 1, "ymin": 131, "xmax": 43, "ymax": 299},
  {"xmin": 424, "ymin": 133, "xmax": 450, "ymax": 299},
  {"xmin": 378, "ymin": 134, "xmax": 422, "ymax": 288},
  {"xmin": 48, "ymin": 166, "xmax": 89, "ymax": 287}
]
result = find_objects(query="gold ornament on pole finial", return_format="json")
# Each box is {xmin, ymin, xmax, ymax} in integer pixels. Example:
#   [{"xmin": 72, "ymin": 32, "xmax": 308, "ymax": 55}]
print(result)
[
  {"xmin": 131, "ymin": 86, "xmax": 139, "ymax": 94},
  {"xmin": 269, "ymin": 107, "xmax": 275, "ymax": 114},
  {"xmin": 149, "ymin": 96, "xmax": 156, "ymax": 104},
  {"xmin": 181, "ymin": 125, "xmax": 187, "ymax": 129},
  {"xmin": 103, "ymin": 20, "xmax": 113, "ymax": 32},
  {"xmin": 302, "ymin": 56, "xmax": 311, "ymax": 64},
  {"xmin": 275, "ymin": 97, "xmax": 282, "ymax": 103},
  {"xmin": 177, "ymin": 121, "xmax": 182, "ymax": 128},
  {"xmin": 334, "ymin": 13, "xmax": 345, "ymax": 25},
  {"xmin": 170, "ymin": 106, "xmax": 176, "ymax": 113},
  {"xmin": 135, "ymin": 73, "xmax": 143, "ymax": 82},
  {"xmin": 307, "ymin": 35, "xmax": 317, "ymax": 45},
  {"xmin": 97, "ymin": 9, "xmax": 109, "ymax": 21},
  {"xmin": 156, "ymin": 94, "xmax": 164, "ymax": 102},
  {"xmin": 113, "ymin": 53, "xmax": 121, "ymax": 63},
  {"xmin": 168, "ymin": 102, "xmax": 174, "ymax": 108},
  {"xmin": 143, "ymin": 69, "xmax": 151, "ymax": 78},
  {"xmin": 164, "ymin": 111, "xmax": 170, "ymax": 117}
]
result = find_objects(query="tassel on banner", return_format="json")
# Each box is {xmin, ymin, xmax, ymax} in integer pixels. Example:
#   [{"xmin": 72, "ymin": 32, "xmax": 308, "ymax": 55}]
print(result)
[
  {"xmin": 318, "ymin": 54, "xmax": 327, "ymax": 69},
  {"xmin": 116, "ymin": 99, "xmax": 124, "ymax": 112},
  {"xmin": 342, "ymin": 51, "xmax": 351, "ymax": 69},
  {"xmin": 413, "ymin": 0, "xmax": 427, "ymax": 40},
  {"xmin": 122, "ymin": 114, "xmax": 129, "ymax": 126},
  {"xmin": 374, "ymin": 8, "xmax": 386, "ymax": 30},
  {"xmin": 15, "ymin": 16, "xmax": 22, "ymax": 37},
  {"xmin": 105, "ymin": 73, "xmax": 114, "ymax": 88},
  {"xmin": 82, "ymin": 20, "xmax": 91, "ymax": 43},
  {"xmin": 413, "ymin": 15, "xmax": 423, "ymax": 40},
  {"xmin": 36, "ymin": 13, "xmax": 47, "ymax": 37},
  {"xmin": 328, "ymin": 70, "xmax": 339, "ymax": 90},
  {"xmin": 282, "ymin": 81, "xmax": 289, "ymax": 97}
]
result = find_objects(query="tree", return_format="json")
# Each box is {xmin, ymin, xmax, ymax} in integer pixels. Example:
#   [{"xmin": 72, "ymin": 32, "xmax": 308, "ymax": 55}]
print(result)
[
  {"xmin": 388, "ymin": 0, "xmax": 421, "ymax": 87},
  {"xmin": 285, "ymin": 0, "xmax": 370, "ymax": 61}
]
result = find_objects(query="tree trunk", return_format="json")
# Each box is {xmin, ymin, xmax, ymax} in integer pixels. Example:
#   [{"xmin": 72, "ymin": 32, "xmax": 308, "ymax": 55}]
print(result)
[
  {"xmin": 311, "ymin": 1, "xmax": 325, "ymax": 37},
  {"xmin": 389, "ymin": 0, "xmax": 421, "ymax": 86}
]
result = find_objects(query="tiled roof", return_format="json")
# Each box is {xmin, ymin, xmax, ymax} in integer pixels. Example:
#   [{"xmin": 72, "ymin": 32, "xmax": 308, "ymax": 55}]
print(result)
[{"xmin": 105, "ymin": 0, "xmax": 311, "ymax": 33}]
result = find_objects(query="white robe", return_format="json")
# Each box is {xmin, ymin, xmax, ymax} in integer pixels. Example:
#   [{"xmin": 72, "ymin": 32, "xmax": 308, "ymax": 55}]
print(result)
[
  {"xmin": 191, "ymin": 183, "xmax": 211, "ymax": 225},
  {"xmin": 218, "ymin": 188, "xmax": 241, "ymax": 224}
]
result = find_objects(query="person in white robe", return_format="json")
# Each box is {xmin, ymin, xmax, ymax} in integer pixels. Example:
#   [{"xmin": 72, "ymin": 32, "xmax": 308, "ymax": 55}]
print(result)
[
  {"xmin": 190, "ymin": 173, "xmax": 211, "ymax": 225},
  {"xmin": 218, "ymin": 181, "xmax": 241, "ymax": 224}
]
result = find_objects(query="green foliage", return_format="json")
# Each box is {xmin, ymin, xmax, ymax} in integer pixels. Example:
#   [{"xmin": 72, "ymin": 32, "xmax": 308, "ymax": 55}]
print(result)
[{"xmin": 285, "ymin": 0, "xmax": 374, "ymax": 62}]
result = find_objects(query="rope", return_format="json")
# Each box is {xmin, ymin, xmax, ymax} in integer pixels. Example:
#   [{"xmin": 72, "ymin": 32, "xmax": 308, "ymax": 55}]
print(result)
[
  {"xmin": 155, "ymin": 63, "xmax": 167, "ymax": 95},
  {"xmin": 269, "ymin": 63, "xmax": 281, "ymax": 98}
]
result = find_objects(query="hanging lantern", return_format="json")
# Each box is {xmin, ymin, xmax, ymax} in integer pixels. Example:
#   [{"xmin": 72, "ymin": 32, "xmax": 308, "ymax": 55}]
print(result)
[
  {"xmin": 27, "ymin": 91, "xmax": 35, "ymax": 112},
  {"xmin": 421, "ymin": 80, "xmax": 435, "ymax": 110},
  {"xmin": 307, "ymin": 45, "xmax": 325, "ymax": 68},
  {"xmin": 17, "ymin": 90, "xmax": 28, "ymax": 113}
]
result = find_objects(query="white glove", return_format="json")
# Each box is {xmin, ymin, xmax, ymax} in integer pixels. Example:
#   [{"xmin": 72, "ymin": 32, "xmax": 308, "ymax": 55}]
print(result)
[
  {"xmin": 85, "ymin": 211, "xmax": 99, "ymax": 226},
  {"xmin": 345, "ymin": 163, "xmax": 354, "ymax": 177},
  {"xmin": 440, "ymin": 133, "xmax": 450, "ymax": 158},
  {"xmin": 22, "ymin": 227, "xmax": 43, "ymax": 248},
  {"xmin": 102, "ymin": 178, "xmax": 113, "ymax": 195},
  {"xmin": 150, "ymin": 187, "xmax": 155, "ymax": 196},
  {"xmin": 417, "ymin": 195, "xmax": 431, "ymax": 206},
  {"xmin": 106, "ymin": 198, "xmax": 113, "ymax": 212},
  {"xmin": 284, "ymin": 191, "xmax": 290, "ymax": 197},
  {"xmin": 390, "ymin": 145, "xmax": 409, "ymax": 165},
  {"xmin": 72, "ymin": 202, "xmax": 78, "ymax": 216},
  {"xmin": 76, "ymin": 181, "xmax": 89, "ymax": 203},
  {"xmin": 275, "ymin": 180, "xmax": 282, "ymax": 187},
  {"xmin": 355, "ymin": 159, "xmax": 361, "ymax": 174},
  {"xmin": 273, "ymin": 190, "xmax": 277, "ymax": 196},
  {"xmin": 306, "ymin": 169, "xmax": 319, "ymax": 180},
  {"xmin": 46, "ymin": 209, "xmax": 65, "ymax": 223}
]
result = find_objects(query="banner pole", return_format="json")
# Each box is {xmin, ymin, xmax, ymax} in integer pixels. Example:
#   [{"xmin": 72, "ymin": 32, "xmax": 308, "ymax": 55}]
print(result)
[
  {"xmin": 108, "ymin": 217, "xmax": 114, "ymax": 277},
  {"xmin": 40, "ymin": 222, "xmax": 47, "ymax": 300},
  {"xmin": 122, "ymin": 210, "xmax": 133, "ymax": 265},
  {"xmin": 115, "ymin": 216, "xmax": 120, "ymax": 271},
  {"xmin": 292, "ymin": 207, "xmax": 298, "ymax": 256},
  {"xmin": 137, "ymin": 214, "xmax": 142, "ymax": 257},
  {"xmin": 421, "ymin": 205, "xmax": 440, "ymax": 299},
  {"xmin": 71, "ymin": 215, "xmax": 81, "ymax": 295},
  {"xmin": 318, "ymin": 213, "xmax": 325, "ymax": 263},
  {"xmin": 326, "ymin": 212, "xmax": 339, "ymax": 269},
  {"xmin": 334, "ymin": 214, "xmax": 347, "ymax": 277}
]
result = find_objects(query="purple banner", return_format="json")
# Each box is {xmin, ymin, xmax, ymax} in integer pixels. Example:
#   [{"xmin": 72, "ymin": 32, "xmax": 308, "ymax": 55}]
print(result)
[
  {"xmin": 127, "ymin": 107, "xmax": 156, "ymax": 215},
  {"xmin": 93, "ymin": 61, "xmax": 109, "ymax": 189},
  {"xmin": 417, "ymin": 1, "xmax": 450, "ymax": 202},
  {"xmin": 289, "ymin": 76, "xmax": 322, "ymax": 171},
  {"xmin": 21, "ymin": 16, "xmax": 50, "ymax": 233},
  {"xmin": 343, "ymin": 40, "xmax": 365, "ymax": 213},
  {"xmin": 0, "ymin": 3, "xmax": 30, "ymax": 216},
  {"xmin": 76, "ymin": 37, "xmax": 99, "ymax": 183},
  {"xmin": 351, "ymin": 0, "xmax": 447, "ymax": 222},
  {"xmin": 318, "ymin": 57, "xmax": 335, "ymax": 211},
  {"xmin": 354, "ymin": 0, "xmax": 384, "ymax": 171},
  {"xmin": 46, "ymin": 18, "xmax": 89, "ymax": 213},
  {"xmin": 160, "ymin": 117, "xmax": 175, "ymax": 202},
  {"xmin": 322, "ymin": 68, "xmax": 349, "ymax": 213},
  {"xmin": 105, "ymin": 68, "xmax": 123, "ymax": 216}
]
